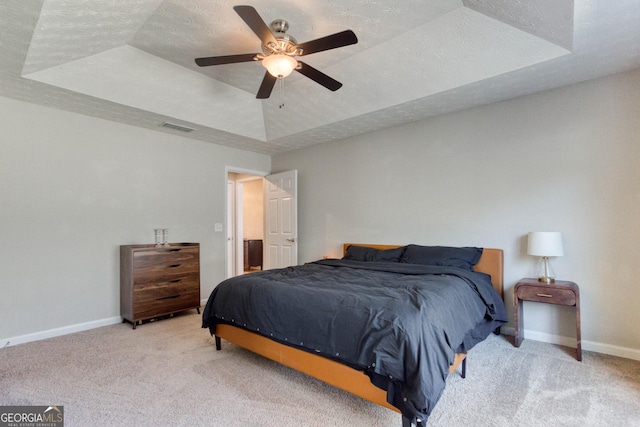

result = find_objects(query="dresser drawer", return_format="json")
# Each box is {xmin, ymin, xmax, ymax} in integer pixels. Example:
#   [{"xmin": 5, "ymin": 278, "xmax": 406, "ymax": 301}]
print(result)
[
  {"xmin": 133, "ymin": 271, "xmax": 198, "ymax": 291},
  {"xmin": 517, "ymin": 285, "xmax": 576, "ymax": 306},
  {"xmin": 133, "ymin": 281, "xmax": 200, "ymax": 318},
  {"xmin": 133, "ymin": 277, "xmax": 199, "ymax": 293},
  {"xmin": 132, "ymin": 247, "xmax": 199, "ymax": 281}
]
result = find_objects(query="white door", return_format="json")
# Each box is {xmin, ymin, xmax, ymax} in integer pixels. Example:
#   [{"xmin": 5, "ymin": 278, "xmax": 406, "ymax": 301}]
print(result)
[{"xmin": 264, "ymin": 170, "xmax": 298, "ymax": 269}]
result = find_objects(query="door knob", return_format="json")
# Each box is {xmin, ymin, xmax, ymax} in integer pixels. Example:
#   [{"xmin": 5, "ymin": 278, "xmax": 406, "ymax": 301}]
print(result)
[{"xmin": 286, "ymin": 238, "xmax": 296, "ymax": 242}]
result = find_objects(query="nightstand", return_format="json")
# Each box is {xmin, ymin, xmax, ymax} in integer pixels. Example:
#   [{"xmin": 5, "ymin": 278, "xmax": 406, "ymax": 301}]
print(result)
[{"xmin": 513, "ymin": 278, "xmax": 581, "ymax": 361}]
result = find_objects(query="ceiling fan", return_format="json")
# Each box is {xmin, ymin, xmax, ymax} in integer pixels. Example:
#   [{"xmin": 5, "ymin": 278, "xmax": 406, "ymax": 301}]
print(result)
[{"xmin": 195, "ymin": 5, "xmax": 358, "ymax": 99}]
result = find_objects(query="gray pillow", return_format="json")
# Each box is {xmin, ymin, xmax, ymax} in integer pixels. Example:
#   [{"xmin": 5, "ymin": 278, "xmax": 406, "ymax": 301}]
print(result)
[
  {"xmin": 343, "ymin": 245, "xmax": 405, "ymax": 262},
  {"xmin": 399, "ymin": 245, "xmax": 482, "ymax": 270}
]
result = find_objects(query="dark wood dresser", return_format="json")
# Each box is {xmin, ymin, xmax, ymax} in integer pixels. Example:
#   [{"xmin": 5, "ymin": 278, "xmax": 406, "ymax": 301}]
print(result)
[{"xmin": 120, "ymin": 243, "xmax": 200, "ymax": 329}]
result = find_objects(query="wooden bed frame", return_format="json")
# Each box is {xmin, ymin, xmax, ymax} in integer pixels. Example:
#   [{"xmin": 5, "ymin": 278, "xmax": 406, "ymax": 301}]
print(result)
[{"xmin": 213, "ymin": 244, "xmax": 504, "ymax": 425}]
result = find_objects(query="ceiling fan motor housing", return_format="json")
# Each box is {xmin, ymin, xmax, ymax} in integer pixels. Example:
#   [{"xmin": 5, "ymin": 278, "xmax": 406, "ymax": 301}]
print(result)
[{"xmin": 263, "ymin": 19, "xmax": 299, "ymax": 55}]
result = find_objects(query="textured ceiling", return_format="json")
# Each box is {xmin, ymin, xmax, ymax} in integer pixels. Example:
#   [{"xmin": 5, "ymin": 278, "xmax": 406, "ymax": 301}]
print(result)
[{"xmin": 1, "ymin": 0, "xmax": 640, "ymax": 155}]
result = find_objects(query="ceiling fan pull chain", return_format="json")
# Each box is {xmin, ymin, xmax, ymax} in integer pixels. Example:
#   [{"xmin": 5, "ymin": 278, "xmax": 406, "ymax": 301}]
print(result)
[{"xmin": 278, "ymin": 77, "xmax": 285, "ymax": 109}]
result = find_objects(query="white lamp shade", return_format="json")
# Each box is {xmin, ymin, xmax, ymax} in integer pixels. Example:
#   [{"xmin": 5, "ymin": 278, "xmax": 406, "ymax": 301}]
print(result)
[
  {"xmin": 527, "ymin": 232, "xmax": 564, "ymax": 257},
  {"xmin": 262, "ymin": 54, "xmax": 297, "ymax": 78}
]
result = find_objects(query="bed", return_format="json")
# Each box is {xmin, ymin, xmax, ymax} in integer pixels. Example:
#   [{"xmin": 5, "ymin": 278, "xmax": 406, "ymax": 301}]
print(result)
[{"xmin": 202, "ymin": 243, "xmax": 507, "ymax": 426}]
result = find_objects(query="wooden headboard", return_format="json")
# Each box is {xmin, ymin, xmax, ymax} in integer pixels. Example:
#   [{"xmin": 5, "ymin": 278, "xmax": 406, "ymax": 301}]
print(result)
[{"xmin": 343, "ymin": 244, "xmax": 504, "ymax": 298}]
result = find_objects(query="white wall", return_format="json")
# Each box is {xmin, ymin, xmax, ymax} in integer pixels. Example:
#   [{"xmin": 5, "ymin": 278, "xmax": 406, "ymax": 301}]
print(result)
[
  {"xmin": 0, "ymin": 97, "xmax": 270, "ymax": 344},
  {"xmin": 272, "ymin": 68, "xmax": 640, "ymax": 359}
]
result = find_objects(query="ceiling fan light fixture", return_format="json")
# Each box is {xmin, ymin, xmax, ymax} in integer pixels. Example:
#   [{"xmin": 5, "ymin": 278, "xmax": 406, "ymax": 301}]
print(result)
[{"xmin": 262, "ymin": 54, "xmax": 297, "ymax": 78}]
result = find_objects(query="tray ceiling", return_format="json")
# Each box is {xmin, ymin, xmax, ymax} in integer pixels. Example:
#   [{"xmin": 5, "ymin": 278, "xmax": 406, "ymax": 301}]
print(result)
[{"xmin": 1, "ymin": 0, "xmax": 639, "ymax": 154}]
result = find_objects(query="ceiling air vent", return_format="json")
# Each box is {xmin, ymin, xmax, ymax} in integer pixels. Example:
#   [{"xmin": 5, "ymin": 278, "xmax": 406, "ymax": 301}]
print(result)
[{"xmin": 161, "ymin": 122, "xmax": 194, "ymax": 133}]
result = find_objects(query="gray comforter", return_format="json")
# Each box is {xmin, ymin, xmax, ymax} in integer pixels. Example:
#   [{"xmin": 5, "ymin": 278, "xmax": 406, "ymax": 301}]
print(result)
[{"xmin": 202, "ymin": 259, "xmax": 507, "ymax": 424}]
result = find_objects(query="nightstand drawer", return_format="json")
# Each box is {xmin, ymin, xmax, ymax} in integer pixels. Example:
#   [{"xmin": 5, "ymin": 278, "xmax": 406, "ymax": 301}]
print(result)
[{"xmin": 517, "ymin": 285, "xmax": 576, "ymax": 306}]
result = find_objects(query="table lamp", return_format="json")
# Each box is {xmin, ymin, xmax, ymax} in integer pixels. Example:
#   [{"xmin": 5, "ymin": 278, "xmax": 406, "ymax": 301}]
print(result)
[{"xmin": 527, "ymin": 232, "xmax": 564, "ymax": 283}]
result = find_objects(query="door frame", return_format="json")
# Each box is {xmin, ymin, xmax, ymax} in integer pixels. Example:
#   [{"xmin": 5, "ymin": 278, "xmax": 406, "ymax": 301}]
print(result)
[{"xmin": 225, "ymin": 166, "xmax": 268, "ymax": 278}]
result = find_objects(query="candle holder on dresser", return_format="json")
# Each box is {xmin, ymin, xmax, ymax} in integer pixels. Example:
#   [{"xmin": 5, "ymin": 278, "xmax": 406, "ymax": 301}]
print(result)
[{"xmin": 154, "ymin": 229, "xmax": 170, "ymax": 247}]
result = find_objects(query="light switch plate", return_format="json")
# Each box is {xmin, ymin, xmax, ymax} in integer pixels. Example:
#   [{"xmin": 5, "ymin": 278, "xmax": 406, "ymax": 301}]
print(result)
[{"xmin": 214, "ymin": 223, "xmax": 223, "ymax": 232}]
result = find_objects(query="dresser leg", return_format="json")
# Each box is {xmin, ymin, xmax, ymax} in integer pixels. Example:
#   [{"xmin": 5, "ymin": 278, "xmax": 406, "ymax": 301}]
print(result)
[{"xmin": 215, "ymin": 336, "xmax": 221, "ymax": 351}]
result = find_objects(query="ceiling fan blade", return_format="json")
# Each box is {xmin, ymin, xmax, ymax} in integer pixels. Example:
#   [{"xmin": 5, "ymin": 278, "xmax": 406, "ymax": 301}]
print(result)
[
  {"xmin": 295, "ymin": 61, "xmax": 342, "ymax": 91},
  {"xmin": 256, "ymin": 72, "xmax": 277, "ymax": 99},
  {"xmin": 233, "ymin": 5, "xmax": 278, "ymax": 46},
  {"xmin": 195, "ymin": 53, "xmax": 258, "ymax": 67},
  {"xmin": 297, "ymin": 30, "xmax": 358, "ymax": 56}
]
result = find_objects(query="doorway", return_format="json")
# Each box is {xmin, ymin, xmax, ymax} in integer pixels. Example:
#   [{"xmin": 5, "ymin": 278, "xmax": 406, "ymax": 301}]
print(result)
[
  {"xmin": 226, "ymin": 168, "xmax": 298, "ymax": 278},
  {"xmin": 227, "ymin": 171, "xmax": 265, "ymax": 278}
]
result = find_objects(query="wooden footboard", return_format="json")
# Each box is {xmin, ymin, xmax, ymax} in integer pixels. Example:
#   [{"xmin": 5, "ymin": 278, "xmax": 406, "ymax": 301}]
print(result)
[
  {"xmin": 213, "ymin": 246, "xmax": 503, "ymax": 423},
  {"xmin": 215, "ymin": 323, "xmax": 399, "ymax": 411},
  {"xmin": 216, "ymin": 324, "xmax": 469, "ymax": 413}
]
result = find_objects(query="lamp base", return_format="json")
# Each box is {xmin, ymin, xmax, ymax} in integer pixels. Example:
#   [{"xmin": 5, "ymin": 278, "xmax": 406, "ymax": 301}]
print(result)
[{"xmin": 538, "ymin": 276, "xmax": 555, "ymax": 283}]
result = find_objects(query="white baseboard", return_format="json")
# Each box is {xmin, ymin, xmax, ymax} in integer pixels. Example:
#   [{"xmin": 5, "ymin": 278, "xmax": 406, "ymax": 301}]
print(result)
[
  {"xmin": 501, "ymin": 326, "xmax": 640, "ymax": 361},
  {"xmin": 1, "ymin": 316, "xmax": 122, "ymax": 349},
  {"xmin": 2, "ymin": 303, "xmax": 210, "ymax": 349},
  {"xmin": 579, "ymin": 340, "xmax": 640, "ymax": 361}
]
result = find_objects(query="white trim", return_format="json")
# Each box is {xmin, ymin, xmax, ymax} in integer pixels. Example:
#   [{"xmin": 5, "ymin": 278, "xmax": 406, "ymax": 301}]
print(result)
[
  {"xmin": 224, "ymin": 166, "xmax": 268, "ymax": 177},
  {"xmin": 1, "ymin": 316, "xmax": 122, "ymax": 348},
  {"xmin": 225, "ymin": 166, "xmax": 269, "ymax": 280},
  {"xmin": 582, "ymin": 339, "xmax": 640, "ymax": 361},
  {"xmin": 235, "ymin": 180, "xmax": 245, "ymax": 276},
  {"xmin": 501, "ymin": 326, "xmax": 640, "ymax": 361}
]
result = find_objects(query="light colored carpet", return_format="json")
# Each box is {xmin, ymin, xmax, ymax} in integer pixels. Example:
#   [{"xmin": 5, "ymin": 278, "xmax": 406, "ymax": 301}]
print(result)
[{"xmin": 1, "ymin": 311, "xmax": 639, "ymax": 426}]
